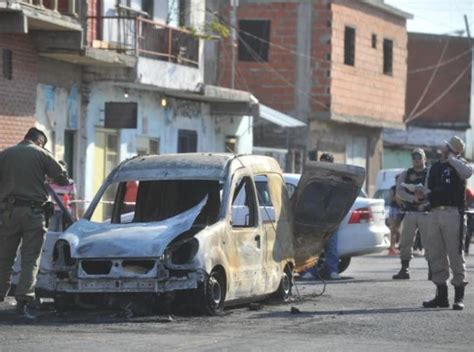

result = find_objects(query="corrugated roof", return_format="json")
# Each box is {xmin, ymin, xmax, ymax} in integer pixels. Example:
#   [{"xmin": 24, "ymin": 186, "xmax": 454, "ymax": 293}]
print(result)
[{"xmin": 259, "ymin": 104, "xmax": 306, "ymax": 128}]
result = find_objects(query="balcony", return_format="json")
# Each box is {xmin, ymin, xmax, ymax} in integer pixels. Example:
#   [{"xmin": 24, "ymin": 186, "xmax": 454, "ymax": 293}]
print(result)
[
  {"xmin": 0, "ymin": 0, "xmax": 81, "ymax": 32},
  {"xmin": 21, "ymin": 0, "xmax": 77, "ymax": 16},
  {"xmin": 87, "ymin": 16, "xmax": 200, "ymax": 68}
]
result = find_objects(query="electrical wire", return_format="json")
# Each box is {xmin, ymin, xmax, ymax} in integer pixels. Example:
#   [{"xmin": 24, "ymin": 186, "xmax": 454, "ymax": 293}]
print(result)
[
  {"xmin": 408, "ymin": 47, "xmax": 472, "ymax": 74},
  {"xmin": 404, "ymin": 61, "xmax": 472, "ymax": 124},
  {"xmin": 407, "ymin": 36, "xmax": 450, "ymax": 119}
]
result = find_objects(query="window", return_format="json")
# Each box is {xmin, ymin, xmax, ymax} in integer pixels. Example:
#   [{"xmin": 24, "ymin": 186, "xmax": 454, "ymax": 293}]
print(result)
[
  {"xmin": 255, "ymin": 176, "xmax": 276, "ymax": 223},
  {"xmin": 142, "ymin": 0, "xmax": 154, "ymax": 19},
  {"xmin": 91, "ymin": 180, "xmax": 221, "ymax": 225},
  {"xmin": 2, "ymin": 49, "xmax": 12, "ymax": 80},
  {"xmin": 64, "ymin": 130, "xmax": 76, "ymax": 178},
  {"xmin": 238, "ymin": 20, "xmax": 271, "ymax": 62},
  {"xmin": 104, "ymin": 102, "xmax": 138, "ymax": 129},
  {"xmin": 371, "ymin": 34, "xmax": 377, "ymax": 49},
  {"xmin": 383, "ymin": 39, "xmax": 393, "ymax": 75},
  {"xmin": 286, "ymin": 183, "xmax": 297, "ymax": 199},
  {"xmin": 231, "ymin": 176, "xmax": 258, "ymax": 227},
  {"xmin": 178, "ymin": 129, "xmax": 197, "ymax": 153},
  {"xmin": 225, "ymin": 136, "xmax": 237, "ymax": 153},
  {"xmin": 344, "ymin": 26, "xmax": 355, "ymax": 66}
]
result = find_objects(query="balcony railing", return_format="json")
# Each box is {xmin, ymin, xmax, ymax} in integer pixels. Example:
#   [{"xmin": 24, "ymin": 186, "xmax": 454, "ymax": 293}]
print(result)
[
  {"xmin": 20, "ymin": 0, "xmax": 77, "ymax": 16},
  {"xmin": 87, "ymin": 16, "xmax": 199, "ymax": 68}
]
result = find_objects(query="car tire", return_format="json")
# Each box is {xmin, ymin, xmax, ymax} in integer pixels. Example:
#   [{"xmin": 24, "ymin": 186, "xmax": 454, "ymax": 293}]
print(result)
[
  {"xmin": 338, "ymin": 257, "xmax": 351, "ymax": 273},
  {"xmin": 197, "ymin": 269, "xmax": 226, "ymax": 316},
  {"xmin": 274, "ymin": 265, "xmax": 293, "ymax": 303}
]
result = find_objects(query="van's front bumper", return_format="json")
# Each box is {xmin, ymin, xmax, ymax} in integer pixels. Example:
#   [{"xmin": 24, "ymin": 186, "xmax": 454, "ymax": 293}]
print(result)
[{"xmin": 56, "ymin": 272, "xmax": 204, "ymax": 293}]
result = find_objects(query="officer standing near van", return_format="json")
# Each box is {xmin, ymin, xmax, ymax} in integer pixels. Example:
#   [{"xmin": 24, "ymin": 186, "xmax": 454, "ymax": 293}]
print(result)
[
  {"xmin": 422, "ymin": 136, "xmax": 472, "ymax": 310},
  {"xmin": 392, "ymin": 148, "xmax": 430, "ymax": 280},
  {"xmin": 0, "ymin": 128, "xmax": 69, "ymax": 319}
]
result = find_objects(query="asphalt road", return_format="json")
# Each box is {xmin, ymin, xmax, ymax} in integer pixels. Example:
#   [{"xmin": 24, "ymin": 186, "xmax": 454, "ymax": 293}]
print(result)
[{"xmin": 1, "ymin": 253, "xmax": 473, "ymax": 352}]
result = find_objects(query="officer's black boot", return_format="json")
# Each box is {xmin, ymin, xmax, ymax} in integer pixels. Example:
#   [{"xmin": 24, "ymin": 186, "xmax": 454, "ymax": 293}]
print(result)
[
  {"xmin": 392, "ymin": 259, "xmax": 410, "ymax": 280},
  {"xmin": 15, "ymin": 301, "xmax": 37, "ymax": 321},
  {"xmin": 453, "ymin": 286, "xmax": 465, "ymax": 311},
  {"xmin": 423, "ymin": 284, "xmax": 449, "ymax": 308}
]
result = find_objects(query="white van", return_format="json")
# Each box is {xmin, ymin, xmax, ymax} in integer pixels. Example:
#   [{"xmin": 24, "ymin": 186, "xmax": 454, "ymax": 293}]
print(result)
[{"xmin": 374, "ymin": 168, "xmax": 404, "ymax": 219}]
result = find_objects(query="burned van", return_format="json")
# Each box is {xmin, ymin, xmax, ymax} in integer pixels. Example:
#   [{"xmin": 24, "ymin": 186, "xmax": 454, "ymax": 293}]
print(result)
[{"xmin": 43, "ymin": 154, "xmax": 363, "ymax": 314}]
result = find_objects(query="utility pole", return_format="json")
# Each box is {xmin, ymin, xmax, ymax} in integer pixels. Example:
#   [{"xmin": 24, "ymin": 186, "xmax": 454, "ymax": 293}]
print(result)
[
  {"xmin": 464, "ymin": 15, "xmax": 474, "ymax": 160},
  {"xmin": 230, "ymin": 0, "xmax": 239, "ymax": 89}
]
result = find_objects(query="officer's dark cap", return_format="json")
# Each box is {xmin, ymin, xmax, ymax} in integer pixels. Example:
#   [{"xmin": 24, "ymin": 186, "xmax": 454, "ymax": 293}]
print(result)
[{"xmin": 24, "ymin": 127, "xmax": 48, "ymax": 146}]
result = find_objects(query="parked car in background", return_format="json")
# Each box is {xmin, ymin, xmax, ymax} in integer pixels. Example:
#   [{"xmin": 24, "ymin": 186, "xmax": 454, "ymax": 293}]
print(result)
[
  {"xmin": 374, "ymin": 168, "xmax": 404, "ymax": 221},
  {"xmin": 284, "ymin": 173, "xmax": 390, "ymax": 273}
]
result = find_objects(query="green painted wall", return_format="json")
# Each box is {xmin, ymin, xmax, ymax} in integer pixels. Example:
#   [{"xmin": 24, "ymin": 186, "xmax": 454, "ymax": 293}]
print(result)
[{"xmin": 383, "ymin": 148, "xmax": 412, "ymax": 169}]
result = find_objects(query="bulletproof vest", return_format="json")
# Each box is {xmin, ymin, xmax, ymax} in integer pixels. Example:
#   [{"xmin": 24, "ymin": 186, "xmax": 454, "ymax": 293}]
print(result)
[
  {"xmin": 428, "ymin": 161, "xmax": 466, "ymax": 209},
  {"xmin": 403, "ymin": 167, "xmax": 428, "ymax": 211}
]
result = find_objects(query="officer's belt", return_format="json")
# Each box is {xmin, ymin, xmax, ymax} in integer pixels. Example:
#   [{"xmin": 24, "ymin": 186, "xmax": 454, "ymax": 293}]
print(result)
[{"xmin": 1, "ymin": 198, "xmax": 43, "ymax": 209}]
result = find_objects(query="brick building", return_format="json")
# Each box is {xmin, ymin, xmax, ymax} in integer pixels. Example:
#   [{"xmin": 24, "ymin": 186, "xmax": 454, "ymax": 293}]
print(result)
[
  {"xmin": 0, "ymin": 0, "xmax": 258, "ymax": 215},
  {"xmin": 0, "ymin": 34, "xmax": 37, "ymax": 149},
  {"xmin": 384, "ymin": 32, "xmax": 473, "ymax": 169},
  {"xmin": 218, "ymin": 0, "xmax": 411, "ymax": 194}
]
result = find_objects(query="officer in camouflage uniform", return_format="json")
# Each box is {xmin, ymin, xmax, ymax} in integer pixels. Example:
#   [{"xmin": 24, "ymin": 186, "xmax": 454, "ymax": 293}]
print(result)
[
  {"xmin": 423, "ymin": 136, "xmax": 472, "ymax": 310},
  {"xmin": 393, "ymin": 148, "xmax": 430, "ymax": 280},
  {"xmin": 0, "ymin": 128, "xmax": 69, "ymax": 319}
]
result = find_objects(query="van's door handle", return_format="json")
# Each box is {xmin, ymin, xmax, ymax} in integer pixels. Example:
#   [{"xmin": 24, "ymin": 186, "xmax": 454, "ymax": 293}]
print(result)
[{"xmin": 255, "ymin": 235, "xmax": 261, "ymax": 248}]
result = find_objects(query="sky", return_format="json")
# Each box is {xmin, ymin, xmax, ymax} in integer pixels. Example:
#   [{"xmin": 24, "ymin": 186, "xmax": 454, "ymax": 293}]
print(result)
[{"xmin": 385, "ymin": 0, "xmax": 474, "ymax": 35}]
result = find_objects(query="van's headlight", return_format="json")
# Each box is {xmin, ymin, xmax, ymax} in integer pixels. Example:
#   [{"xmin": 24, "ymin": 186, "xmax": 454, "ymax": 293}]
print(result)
[
  {"xmin": 166, "ymin": 238, "xmax": 199, "ymax": 265},
  {"xmin": 53, "ymin": 240, "xmax": 77, "ymax": 267}
]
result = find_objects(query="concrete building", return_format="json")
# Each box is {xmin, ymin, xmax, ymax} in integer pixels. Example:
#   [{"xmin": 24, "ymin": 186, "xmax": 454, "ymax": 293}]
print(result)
[
  {"xmin": 384, "ymin": 32, "xmax": 473, "ymax": 169},
  {"xmin": 0, "ymin": 0, "xmax": 258, "ymax": 212},
  {"xmin": 217, "ymin": 0, "xmax": 411, "ymax": 194}
]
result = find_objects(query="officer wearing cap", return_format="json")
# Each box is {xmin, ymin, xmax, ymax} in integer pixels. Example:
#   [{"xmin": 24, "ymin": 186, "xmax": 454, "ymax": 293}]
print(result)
[
  {"xmin": 423, "ymin": 136, "xmax": 472, "ymax": 310},
  {"xmin": 0, "ymin": 128, "xmax": 69, "ymax": 319},
  {"xmin": 392, "ymin": 148, "xmax": 430, "ymax": 280}
]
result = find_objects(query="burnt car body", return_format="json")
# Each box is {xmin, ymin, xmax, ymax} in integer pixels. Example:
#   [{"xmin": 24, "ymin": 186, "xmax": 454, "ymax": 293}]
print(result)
[{"xmin": 20, "ymin": 154, "xmax": 364, "ymax": 313}]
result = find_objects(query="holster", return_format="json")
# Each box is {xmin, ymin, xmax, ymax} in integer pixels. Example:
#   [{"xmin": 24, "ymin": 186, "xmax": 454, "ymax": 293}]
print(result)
[{"xmin": 42, "ymin": 201, "xmax": 55, "ymax": 228}]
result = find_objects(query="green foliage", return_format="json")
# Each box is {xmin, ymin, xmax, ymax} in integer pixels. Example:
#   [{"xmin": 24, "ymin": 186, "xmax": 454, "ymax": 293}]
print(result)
[{"xmin": 188, "ymin": 20, "xmax": 230, "ymax": 41}]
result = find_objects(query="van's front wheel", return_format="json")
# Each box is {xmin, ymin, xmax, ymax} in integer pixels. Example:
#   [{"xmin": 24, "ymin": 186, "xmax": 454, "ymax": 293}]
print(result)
[{"xmin": 197, "ymin": 269, "xmax": 226, "ymax": 315}]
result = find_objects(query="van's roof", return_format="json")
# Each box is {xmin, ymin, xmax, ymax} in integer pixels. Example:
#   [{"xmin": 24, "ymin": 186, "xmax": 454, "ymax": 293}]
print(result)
[{"xmin": 110, "ymin": 153, "xmax": 281, "ymax": 182}]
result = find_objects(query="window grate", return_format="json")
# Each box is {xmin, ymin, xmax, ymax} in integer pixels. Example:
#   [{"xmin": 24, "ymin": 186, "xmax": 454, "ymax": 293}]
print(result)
[
  {"xmin": 383, "ymin": 39, "xmax": 393, "ymax": 75},
  {"xmin": 344, "ymin": 26, "xmax": 355, "ymax": 66},
  {"xmin": 2, "ymin": 49, "xmax": 12, "ymax": 80}
]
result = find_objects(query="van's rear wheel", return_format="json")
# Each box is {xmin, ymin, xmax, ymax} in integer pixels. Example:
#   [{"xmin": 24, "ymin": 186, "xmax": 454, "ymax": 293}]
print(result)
[{"xmin": 275, "ymin": 265, "xmax": 293, "ymax": 302}]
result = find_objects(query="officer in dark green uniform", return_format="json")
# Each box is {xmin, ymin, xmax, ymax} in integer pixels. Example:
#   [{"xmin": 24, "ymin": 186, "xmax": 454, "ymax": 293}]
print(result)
[{"xmin": 0, "ymin": 128, "xmax": 69, "ymax": 319}]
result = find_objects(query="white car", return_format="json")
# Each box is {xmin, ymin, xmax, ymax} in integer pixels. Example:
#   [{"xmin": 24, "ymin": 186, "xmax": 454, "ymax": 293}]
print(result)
[
  {"xmin": 373, "ymin": 168, "xmax": 404, "ymax": 221},
  {"xmin": 283, "ymin": 173, "xmax": 390, "ymax": 273}
]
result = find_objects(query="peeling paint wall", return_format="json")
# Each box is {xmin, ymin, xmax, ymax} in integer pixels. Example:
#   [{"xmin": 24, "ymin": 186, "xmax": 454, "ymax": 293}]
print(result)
[
  {"xmin": 35, "ymin": 83, "xmax": 80, "ymax": 160},
  {"xmin": 137, "ymin": 58, "xmax": 203, "ymax": 90},
  {"xmin": 83, "ymin": 82, "xmax": 253, "ymax": 204}
]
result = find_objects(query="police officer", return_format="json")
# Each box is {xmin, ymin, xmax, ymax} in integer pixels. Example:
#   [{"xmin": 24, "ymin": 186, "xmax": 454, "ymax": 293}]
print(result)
[
  {"xmin": 393, "ymin": 148, "xmax": 430, "ymax": 280},
  {"xmin": 423, "ymin": 136, "xmax": 472, "ymax": 310},
  {"xmin": 0, "ymin": 128, "xmax": 69, "ymax": 319}
]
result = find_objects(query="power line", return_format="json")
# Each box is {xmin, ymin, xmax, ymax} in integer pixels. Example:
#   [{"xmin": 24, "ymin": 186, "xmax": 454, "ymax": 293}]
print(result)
[
  {"xmin": 236, "ymin": 29, "xmax": 328, "ymax": 110},
  {"xmin": 408, "ymin": 47, "xmax": 472, "ymax": 74},
  {"xmin": 405, "ymin": 61, "xmax": 472, "ymax": 124},
  {"xmin": 407, "ymin": 36, "xmax": 450, "ymax": 119}
]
